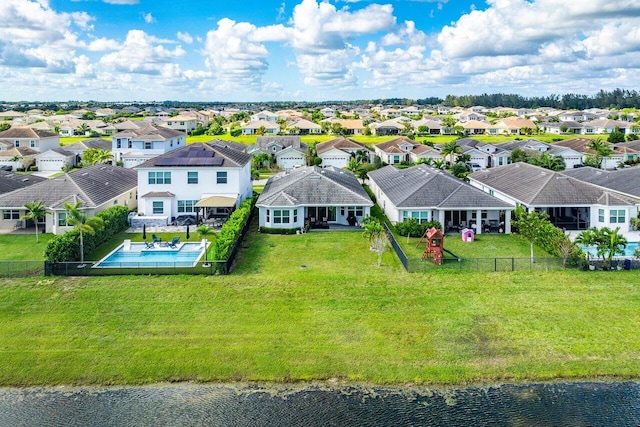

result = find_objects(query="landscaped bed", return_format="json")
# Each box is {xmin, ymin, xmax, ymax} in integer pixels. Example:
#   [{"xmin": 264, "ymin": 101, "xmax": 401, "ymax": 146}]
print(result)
[{"xmin": 1, "ymin": 229, "xmax": 640, "ymax": 387}]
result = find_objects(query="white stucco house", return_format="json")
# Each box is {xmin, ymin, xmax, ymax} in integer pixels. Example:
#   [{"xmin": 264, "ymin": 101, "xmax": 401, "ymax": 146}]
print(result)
[
  {"xmin": 316, "ymin": 137, "xmax": 373, "ymax": 168},
  {"xmin": 112, "ymin": 124, "xmax": 186, "ymax": 168},
  {"xmin": 256, "ymin": 166, "xmax": 373, "ymax": 230},
  {"xmin": 135, "ymin": 142, "xmax": 253, "ymax": 226}
]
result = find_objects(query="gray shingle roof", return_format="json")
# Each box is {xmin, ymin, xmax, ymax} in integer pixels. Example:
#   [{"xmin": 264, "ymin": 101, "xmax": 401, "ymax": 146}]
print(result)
[
  {"xmin": 0, "ymin": 165, "xmax": 137, "ymax": 209},
  {"xmin": 257, "ymin": 166, "xmax": 373, "ymax": 207},
  {"xmin": 0, "ymin": 172, "xmax": 46, "ymax": 195},
  {"xmin": 561, "ymin": 166, "xmax": 640, "ymax": 198},
  {"xmin": 65, "ymin": 138, "xmax": 112, "ymax": 151},
  {"xmin": 316, "ymin": 137, "xmax": 370, "ymax": 155},
  {"xmin": 368, "ymin": 165, "xmax": 512, "ymax": 209},
  {"xmin": 135, "ymin": 142, "xmax": 252, "ymax": 169},
  {"xmin": 255, "ymin": 136, "xmax": 303, "ymax": 150},
  {"xmin": 470, "ymin": 162, "xmax": 638, "ymax": 206}
]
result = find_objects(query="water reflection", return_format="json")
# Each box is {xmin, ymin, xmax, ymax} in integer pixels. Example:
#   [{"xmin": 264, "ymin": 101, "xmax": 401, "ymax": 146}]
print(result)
[{"xmin": 0, "ymin": 381, "xmax": 638, "ymax": 426}]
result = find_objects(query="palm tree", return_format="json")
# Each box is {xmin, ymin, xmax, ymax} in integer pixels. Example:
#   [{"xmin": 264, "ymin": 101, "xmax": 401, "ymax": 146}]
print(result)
[
  {"xmin": 76, "ymin": 123, "xmax": 90, "ymax": 136},
  {"xmin": 64, "ymin": 201, "xmax": 104, "ymax": 266},
  {"xmin": 588, "ymin": 138, "xmax": 612, "ymax": 168},
  {"xmin": 440, "ymin": 140, "xmax": 462, "ymax": 165},
  {"xmin": 94, "ymin": 149, "xmax": 113, "ymax": 164},
  {"xmin": 598, "ymin": 226, "xmax": 627, "ymax": 269},
  {"xmin": 197, "ymin": 225, "xmax": 215, "ymax": 267},
  {"xmin": 21, "ymin": 201, "xmax": 47, "ymax": 243}
]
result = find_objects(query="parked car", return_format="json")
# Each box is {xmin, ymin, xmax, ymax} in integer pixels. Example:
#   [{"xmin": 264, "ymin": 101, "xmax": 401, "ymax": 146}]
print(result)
[
  {"xmin": 175, "ymin": 215, "xmax": 197, "ymax": 226},
  {"xmin": 0, "ymin": 165, "xmax": 12, "ymax": 171},
  {"xmin": 465, "ymin": 162, "xmax": 482, "ymax": 172}
]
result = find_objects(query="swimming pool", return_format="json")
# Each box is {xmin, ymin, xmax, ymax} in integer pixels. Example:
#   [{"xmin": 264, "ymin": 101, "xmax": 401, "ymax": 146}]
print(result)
[
  {"xmin": 94, "ymin": 242, "xmax": 206, "ymax": 268},
  {"xmin": 579, "ymin": 241, "xmax": 638, "ymax": 258}
]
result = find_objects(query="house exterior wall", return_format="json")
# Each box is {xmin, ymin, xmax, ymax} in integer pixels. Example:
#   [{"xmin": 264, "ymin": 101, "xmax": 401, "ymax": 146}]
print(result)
[
  {"xmin": 257, "ymin": 204, "xmax": 371, "ymax": 229},
  {"xmin": 164, "ymin": 119, "xmax": 197, "ymax": 134},
  {"xmin": 136, "ymin": 163, "xmax": 252, "ymax": 219},
  {"xmin": 112, "ymin": 134, "xmax": 185, "ymax": 164},
  {"xmin": 10, "ymin": 136, "xmax": 59, "ymax": 153},
  {"xmin": 35, "ymin": 151, "xmax": 74, "ymax": 171}
]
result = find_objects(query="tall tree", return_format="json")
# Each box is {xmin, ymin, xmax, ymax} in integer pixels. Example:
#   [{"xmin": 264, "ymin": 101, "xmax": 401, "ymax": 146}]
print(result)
[
  {"xmin": 21, "ymin": 201, "xmax": 47, "ymax": 243},
  {"xmin": 64, "ymin": 201, "xmax": 104, "ymax": 266},
  {"xmin": 588, "ymin": 138, "xmax": 612, "ymax": 168},
  {"xmin": 440, "ymin": 140, "xmax": 462, "ymax": 165}
]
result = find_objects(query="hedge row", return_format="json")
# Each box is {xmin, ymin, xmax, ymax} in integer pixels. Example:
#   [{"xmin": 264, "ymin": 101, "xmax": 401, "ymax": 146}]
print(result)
[
  {"xmin": 44, "ymin": 205, "xmax": 130, "ymax": 263},
  {"xmin": 394, "ymin": 218, "xmax": 442, "ymax": 237},
  {"xmin": 212, "ymin": 197, "xmax": 254, "ymax": 262},
  {"xmin": 258, "ymin": 227, "xmax": 299, "ymax": 235}
]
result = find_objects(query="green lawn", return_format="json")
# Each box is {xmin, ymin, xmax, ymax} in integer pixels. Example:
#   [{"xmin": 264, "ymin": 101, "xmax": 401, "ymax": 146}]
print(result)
[
  {"xmin": 0, "ymin": 234, "xmax": 55, "ymax": 260},
  {"xmin": 398, "ymin": 233, "xmax": 549, "ymax": 260},
  {"xmin": 1, "ymin": 229, "xmax": 640, "ymax": 387}
]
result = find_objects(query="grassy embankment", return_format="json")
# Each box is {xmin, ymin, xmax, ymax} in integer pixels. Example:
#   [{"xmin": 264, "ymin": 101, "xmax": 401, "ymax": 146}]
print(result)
[{"xmin": 1, "ymin": 228, "xmax": 640, "ymax": 387}]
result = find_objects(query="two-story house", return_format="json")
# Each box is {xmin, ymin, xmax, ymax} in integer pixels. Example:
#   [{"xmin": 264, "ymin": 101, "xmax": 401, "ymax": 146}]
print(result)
[
  {"xmin": 112, "ymin": 124, "xmax": 186, "ymax": 168},
  {"xmin": 135, "ymin": 142, "xmax": 253, "ymax": 226}
]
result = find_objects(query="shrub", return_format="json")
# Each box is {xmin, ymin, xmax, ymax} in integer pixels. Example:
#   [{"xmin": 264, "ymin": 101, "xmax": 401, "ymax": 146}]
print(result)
[
  {"xmin": 259, "ymin": 227, "xmax": 299, "ymax": 235},
  {"xmin": 44, "ymin": 205, "xmax": 130, "ymax": 263},
  {"xmin": 395, "ymin": 219, "xmax": 442, "ymax": 237},
  {"xmin": 212, "ymin": 197, "xmax": 254, "ymax": 263}
]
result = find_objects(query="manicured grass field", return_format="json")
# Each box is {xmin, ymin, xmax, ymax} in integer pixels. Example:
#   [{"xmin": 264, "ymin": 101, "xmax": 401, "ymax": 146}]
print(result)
[
  {"xmin": 1, "ymin": 229, "xmax": 640, "ymax": 387},
  {"xmin": 0, "ymin": 234, "xmax": 55, "ymax": 260},
  {"xmin": 399, "ymin": 232, "xmax": 549, "ymax": 260}
]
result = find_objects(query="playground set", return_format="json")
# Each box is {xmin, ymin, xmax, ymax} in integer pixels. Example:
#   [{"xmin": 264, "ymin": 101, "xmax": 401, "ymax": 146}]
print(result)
[{"xmin": 416, "ymin": 227, "xmax": 471, "ymax": 265}]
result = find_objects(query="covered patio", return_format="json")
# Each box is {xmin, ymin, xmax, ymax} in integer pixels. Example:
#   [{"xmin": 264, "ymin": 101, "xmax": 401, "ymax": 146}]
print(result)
[{"xmin": 195, "ymin": 195, "xmax": 238, "ymax": 226}]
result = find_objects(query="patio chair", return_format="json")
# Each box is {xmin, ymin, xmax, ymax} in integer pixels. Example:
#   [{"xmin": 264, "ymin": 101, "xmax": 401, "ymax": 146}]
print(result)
[
  {"xmin": 152, "ymin": 234, "xmax": 162, "ymax": 244},
  {"xmin": 168, "ymin": 237, "xmax": 180, "ymax": 249},
  {"xmin": 144, "ymin": 241, "xmax": 155, "ymax": 249}
]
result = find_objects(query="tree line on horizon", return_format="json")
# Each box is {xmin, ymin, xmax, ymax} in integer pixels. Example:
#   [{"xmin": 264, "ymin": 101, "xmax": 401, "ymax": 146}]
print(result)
[{"xmin": 435, "ymin": 88, "xmax": 640, "ymax": 110}]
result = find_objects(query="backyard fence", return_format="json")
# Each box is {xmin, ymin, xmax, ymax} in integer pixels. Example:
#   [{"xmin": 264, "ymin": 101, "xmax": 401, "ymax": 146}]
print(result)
[
  {"xmin": 0, "ymin": 261, "xmax": 45, "ymax": 278},
  {"xmin": 383, "ymin": 222, "xmax": 580, "ymax": 273}
]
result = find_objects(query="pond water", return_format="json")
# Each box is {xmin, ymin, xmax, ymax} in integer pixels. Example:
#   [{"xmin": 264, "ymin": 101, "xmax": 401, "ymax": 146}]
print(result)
[{"xmin": 0, "ymin": 381, "xmax": 638, "ymax": 426}]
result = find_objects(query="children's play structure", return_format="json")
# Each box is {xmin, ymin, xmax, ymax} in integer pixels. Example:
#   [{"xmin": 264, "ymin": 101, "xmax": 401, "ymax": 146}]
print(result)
[
  {"xmin": 416, "ymin": 227, "xmax": 444, "ymax": 264},
  {"xmin": 461, "ymin": 228, "xmax": 475, "ymax": 242}
]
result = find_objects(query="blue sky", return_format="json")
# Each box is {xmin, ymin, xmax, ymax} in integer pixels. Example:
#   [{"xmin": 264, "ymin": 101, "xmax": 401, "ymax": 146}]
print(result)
[{"xmin": 2, "ymin": 0, "xmax": 640, "ymax": 102}]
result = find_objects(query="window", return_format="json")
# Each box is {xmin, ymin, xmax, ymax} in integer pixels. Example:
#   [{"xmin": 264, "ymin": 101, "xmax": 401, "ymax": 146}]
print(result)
[
  {"xmin": 266, "ymin": 209, "xmax": 270, "ymax": 223},
  {"xmin": 187, "ymin": 171, "xmax": 198, "ymax": 184},
  {"xmin": 216, "ymin": 171, "xmax": 227, "ymax": 184},
  {"xmin": 30, "ymin": 140, "xmax": 36, "ymax": 148},
  {"xmin": 144, "ymin": 141, "xmax": 152, "ymax": 149},
  {"xmin": 341, "ymin": 206, "xmax": 364, "ymax": 217},
  {"xmin": 3, "ymin": 210, "xmax": 19, "ymax": 220},
  {"xmin": 610, "ymin": 209, "xmax": 625, "ymax": 224},
  {"xmin": 116, "ymin": 139, "xmax": 121, "ymax": 149},
  {"xmin": 148, "ymin": 171, "xmax": 171, "ymax": 184},
  {"xmin": 57, "ymin": 212, "xmax": 67, "ymax": 226},
  {"xmin": 498, "ymin": 157, "xmax": 503, "ymax": 166},
  {"xmin": 294, "ymin": 209, "xmax": 298, "ymax": 223},
  {"xmin": 178, "ymin": 200, "xmax": 197, "ymax": 213},
  {"xmin": 128, "ymin": 140, "xmax": 132, "ymax": 148},
  {"xmin": 14, "ymin": 140, "xmax": 19, "ymax": 147},
  {"xmin": 273, "ymin": 209, "xmax": 290, "ymax": 224},
  {"xmin": 402, "ymin": 211, "xmax": 429, "ymax": 223},
  {"xmin": 152, "ymin": 201, "xmax": 164, "ymax": 215},
  {"xmin": 598, "ymin": 209, "xmax": 604, "ymax": 223}
]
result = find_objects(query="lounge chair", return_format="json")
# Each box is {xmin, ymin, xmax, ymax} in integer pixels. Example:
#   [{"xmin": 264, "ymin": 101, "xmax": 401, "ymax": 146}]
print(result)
[
  {"xmin": 168, "ymin": 237, "xmax": 180, "ymax": 249},
  {"xmin": 152, "ymin": 234, "xmax": 162, "ymax": 244},
  {"xmin": 144, "ymin": 240, "xmax": 155, "ymax": 249}
]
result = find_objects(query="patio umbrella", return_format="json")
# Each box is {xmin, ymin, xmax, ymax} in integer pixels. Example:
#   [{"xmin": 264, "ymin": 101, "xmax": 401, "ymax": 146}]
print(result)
[
  {"xmin": 142, "ymin": 223, "xmax": 146, "ymax": 240},
  {"xmin": 186, "ymin": 225, "xmax": 190, "ymax": 240}
]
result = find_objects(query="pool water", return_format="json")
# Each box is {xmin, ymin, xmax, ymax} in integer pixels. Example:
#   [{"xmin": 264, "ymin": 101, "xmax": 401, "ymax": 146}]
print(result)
[
  {"xmin": 580, "ymin": 241, "xmax": 638, "ymax": 258},
  {"xmin": 94, "ymin": 242, "xmax": 205, "ymax": 268}
]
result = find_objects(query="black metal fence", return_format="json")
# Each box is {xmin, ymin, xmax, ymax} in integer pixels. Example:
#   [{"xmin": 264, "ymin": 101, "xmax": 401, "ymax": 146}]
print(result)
[
  {"xmin": 0, "ymin": 261, "xmax": 45, "ymax": 278},
  {"xmin": 383, "ymin": 222, "xmax": 573, "ymax": 273}
]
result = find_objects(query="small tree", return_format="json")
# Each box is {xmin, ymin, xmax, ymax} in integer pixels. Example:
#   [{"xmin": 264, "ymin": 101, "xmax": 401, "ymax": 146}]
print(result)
[
  {"xmin": 370, "ymin": 232, "xmax": 388, "ymax": 267},
  {"xmin": 64, "ymin": 201, "xmax": 104, "ymax": 266},
  {"xmin": 197, "ymin": 225, "xmax": 215, "ymax": 267},
  {"xmin": 22, "ymin": 200, "xmax": 47, "ymax": 243},
  {"xmin": 513, "ymin": 205, "xmax": 549, "ymax": 263}
]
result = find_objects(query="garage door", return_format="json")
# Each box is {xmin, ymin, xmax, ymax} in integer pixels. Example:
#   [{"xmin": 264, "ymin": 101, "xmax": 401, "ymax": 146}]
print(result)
[{"xmin": 37, "ymin": 159, "xmax": 64, "ymax": 171}]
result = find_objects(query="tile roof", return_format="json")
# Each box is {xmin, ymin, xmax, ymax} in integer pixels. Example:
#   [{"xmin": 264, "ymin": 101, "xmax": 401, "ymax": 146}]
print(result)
[
  {"xmin": 0, "ymin": 172, "xmax": 46, "ymax": 195},
  {"xmin": 0, "ymin": 165, "xmax": 137, "ymax": 209},
  {"xmin": 255, "ymin": 136, "xmax": 303, "ymax": 150},
  {"xmin": 470, "ymin": 162, "xmax": 638, "ymax": 206},
  {"xmin": 0, "ymin": 127, "xmax": 57, "ymax": 139},
  {"xmin": 257, "ymin": 166, "xmax": 373, "ymax": 207},
  {"xmin": 368, "ymin": 165, "xmax": 512, "ymax": 209},
  {"xmin": 316, "ymin": 137, "xmax": 370, "ymax": 155},
  {"xmin": 561, "ymin": 166, "xmax": 640, "ymax": 198},
  {"xmin": 113, "ymin": 124, "xmax": 183, "ymax": 140},
  {"xmin": 65, "ymin": 138, "xmax": 112, "ymax": 151}
]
